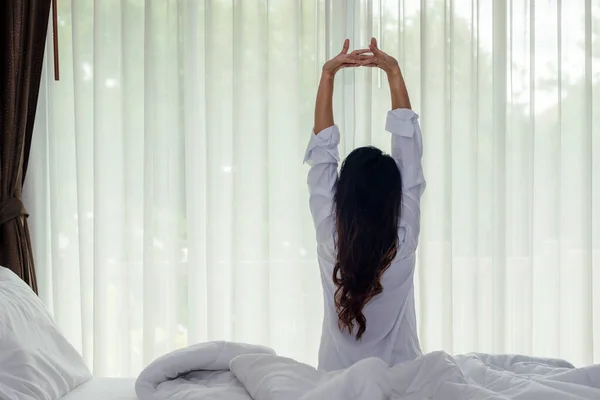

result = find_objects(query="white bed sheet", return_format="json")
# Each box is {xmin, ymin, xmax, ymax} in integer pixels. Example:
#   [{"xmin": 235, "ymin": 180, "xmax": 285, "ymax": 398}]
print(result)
[{"xmin": 60, "ymin": 378, "xmax": 137, "ymax": 400}]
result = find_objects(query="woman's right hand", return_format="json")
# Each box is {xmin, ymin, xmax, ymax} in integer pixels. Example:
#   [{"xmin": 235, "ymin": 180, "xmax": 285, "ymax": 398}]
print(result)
[
  {"xmin": 363, "ymin": 37, "xmax": 410, "ymax": 109},
  {"xmin": 364, "ymin": 37, "xmax": 401, "ymax": 77}
]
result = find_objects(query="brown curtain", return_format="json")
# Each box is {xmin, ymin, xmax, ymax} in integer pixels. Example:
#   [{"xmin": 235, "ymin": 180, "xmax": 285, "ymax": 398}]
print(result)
[{"xmin": 0, "ymin": 0, "xmax": 52, "ymax": 292}]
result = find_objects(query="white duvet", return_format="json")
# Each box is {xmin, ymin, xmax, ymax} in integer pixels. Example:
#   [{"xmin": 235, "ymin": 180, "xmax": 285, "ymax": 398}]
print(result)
[{"xmin": 135, "ymin": 341, "xmax": 600, "ymax": 400}]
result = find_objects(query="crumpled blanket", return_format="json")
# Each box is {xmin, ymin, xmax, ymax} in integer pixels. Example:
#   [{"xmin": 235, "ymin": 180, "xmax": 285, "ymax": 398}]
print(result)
[{"xmin": 136, "ymin": 341, "xmax": 600, "ymax": 400}]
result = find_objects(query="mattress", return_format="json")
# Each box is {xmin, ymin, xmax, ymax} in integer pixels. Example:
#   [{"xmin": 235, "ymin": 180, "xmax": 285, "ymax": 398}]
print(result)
[{"xmin": 60, "ymin": 377, "xmax": 137, "ymax": 400}]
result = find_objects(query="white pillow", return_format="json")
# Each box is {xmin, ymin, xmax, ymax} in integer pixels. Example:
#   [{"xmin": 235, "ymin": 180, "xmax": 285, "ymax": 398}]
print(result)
[{"xmin": 0, "ymin": 267, "xmax": 92, "ymax": 400}]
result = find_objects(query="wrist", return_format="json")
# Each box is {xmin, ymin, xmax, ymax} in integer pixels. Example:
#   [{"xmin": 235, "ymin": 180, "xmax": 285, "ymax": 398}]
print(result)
[
  {"xmin": 321, "ymin": 69, "xmax": 336, "ymax": 81},
  {"xmin": 386, "ymin": 66, "xmax": 402, "ymax": 80}
]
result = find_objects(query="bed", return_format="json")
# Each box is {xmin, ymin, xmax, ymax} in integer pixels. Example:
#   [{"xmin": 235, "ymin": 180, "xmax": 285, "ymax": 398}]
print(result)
[
  {"xmin": 60, "ymin": 378, "xmax": 137, "ymax": 400},
  {"xmin": 136, "ymin": 341, "xmax": 600, "ymax": 400},
  {"xmin": 3, "ymin": 266, "xmax": 600, "ymax": 400}
]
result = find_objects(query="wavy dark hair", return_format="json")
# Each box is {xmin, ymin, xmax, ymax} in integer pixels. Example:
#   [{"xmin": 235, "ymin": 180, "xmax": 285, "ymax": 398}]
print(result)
[{"xmin": 333, "ymin": 146, "xmax": 402, "ymax": 340}]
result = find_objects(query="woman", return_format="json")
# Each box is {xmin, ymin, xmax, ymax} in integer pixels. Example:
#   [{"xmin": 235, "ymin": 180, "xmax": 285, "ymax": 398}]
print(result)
[{"xmin": 304, "ymin": 38, "xmax": 425, "ymax": 371}]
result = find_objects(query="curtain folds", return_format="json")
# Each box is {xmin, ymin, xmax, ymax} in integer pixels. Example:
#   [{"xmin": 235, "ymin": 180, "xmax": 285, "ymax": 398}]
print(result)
[
  {"xmin": 24, "ymin": 0, "xmax": 599, "ymax": 377},
  {"xmin": 0, "ymin": 0, "xmax": 50, "ymax": 292}
]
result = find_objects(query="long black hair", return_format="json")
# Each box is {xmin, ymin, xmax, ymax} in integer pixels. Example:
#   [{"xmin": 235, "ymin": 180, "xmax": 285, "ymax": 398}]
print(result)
[{"xmin": 333, "ymin": 146, "xmax": 402, "ymax": 340}]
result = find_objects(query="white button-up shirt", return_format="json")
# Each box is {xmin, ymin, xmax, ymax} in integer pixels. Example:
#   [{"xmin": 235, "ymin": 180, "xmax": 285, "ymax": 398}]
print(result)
[{"xmin": 304, "ymin": 108, "xmax": 426, "ymax": 371}]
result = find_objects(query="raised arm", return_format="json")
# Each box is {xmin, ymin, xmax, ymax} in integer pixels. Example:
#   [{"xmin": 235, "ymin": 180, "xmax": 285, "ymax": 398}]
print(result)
[
  {"xmin": 305, "ymin": 40, "xmax": 367, "ymax": 239},
  {"xmin": 314, "ymin": 39, "xmax": 365, "ymax": 132},
  {"xmin": 312, "ymin": 50, "xmax": 337, "ymax": 133},
  {"xmin": 367, "ymin": 38, "xmax": 424, "ymax": 193},
  {"xmin": 366, "ymin": 38, "xmax": 426, "ymax": 256}
]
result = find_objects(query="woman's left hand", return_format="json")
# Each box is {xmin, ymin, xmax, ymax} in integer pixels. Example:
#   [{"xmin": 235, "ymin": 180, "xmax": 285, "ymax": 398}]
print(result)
[{"xmin": 322, "ymin": 39, "xmax": 373, "ymax": 77}]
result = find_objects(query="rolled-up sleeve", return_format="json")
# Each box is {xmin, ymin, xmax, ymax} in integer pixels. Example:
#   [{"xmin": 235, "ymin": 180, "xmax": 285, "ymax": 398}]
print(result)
[
  {"xmin": 386, "ymin": 109, "xmax": 426, "ymax": 258},
  {"xmin": 304, "ymin": 125, "xmax": 340, "ymax": 235}
]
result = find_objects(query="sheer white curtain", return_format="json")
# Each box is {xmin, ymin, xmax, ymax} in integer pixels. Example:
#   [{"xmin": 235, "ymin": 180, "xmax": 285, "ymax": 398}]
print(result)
[{"xmin": 24, "ymin": 0, "xmax": 600, "ymax": 377}]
